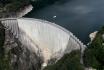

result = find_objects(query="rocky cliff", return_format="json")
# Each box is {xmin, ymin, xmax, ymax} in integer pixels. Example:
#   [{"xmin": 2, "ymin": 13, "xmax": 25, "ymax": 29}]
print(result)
[{"xmin": 0, "ymin": 22, "xmax": 43, "ymax": 70}]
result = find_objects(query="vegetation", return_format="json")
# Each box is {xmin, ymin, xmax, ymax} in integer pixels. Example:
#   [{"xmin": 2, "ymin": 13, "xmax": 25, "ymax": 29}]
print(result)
[
  {"xmin": 0, "ymin": 23, "xmax": 11, "ymax": 70},
  {"xmin": 44, "ymin": 50, "xmax": 84, "ymax": 70},
  {"xmin": 83, "ymin": 26, "xmax": 104, "ymax": 69}
]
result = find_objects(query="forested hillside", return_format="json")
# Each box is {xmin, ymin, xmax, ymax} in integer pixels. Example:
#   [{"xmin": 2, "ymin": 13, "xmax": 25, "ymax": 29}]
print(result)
[{"xmin": 83, "ymin": 26, "xmax": 104, "ymax": 69}]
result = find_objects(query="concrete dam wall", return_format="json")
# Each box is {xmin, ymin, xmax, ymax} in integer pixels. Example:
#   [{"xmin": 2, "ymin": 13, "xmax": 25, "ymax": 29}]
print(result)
[{"xmin": 1, "ymin": 18, "xmax": 86, "ymax": 67}]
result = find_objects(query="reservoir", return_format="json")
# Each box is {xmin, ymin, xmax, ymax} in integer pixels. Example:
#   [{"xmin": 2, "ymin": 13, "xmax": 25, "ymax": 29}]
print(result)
[{"xmin": 25, "ymin": 0, "xmax": 104, "ymax": 44}]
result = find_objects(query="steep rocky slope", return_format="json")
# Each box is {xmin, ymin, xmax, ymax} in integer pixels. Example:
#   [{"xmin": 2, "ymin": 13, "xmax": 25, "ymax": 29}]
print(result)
[{"xmin": 0, "ymin": 22, "xmax": 43, "ymax": 70}]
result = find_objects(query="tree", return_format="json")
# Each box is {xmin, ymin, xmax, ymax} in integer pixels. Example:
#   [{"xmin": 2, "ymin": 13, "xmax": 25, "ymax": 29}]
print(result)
[
  {"xmin": 44, "ymin": 50, "xmax": 84, "ymax": 70},
  {"xmin": 83, "ymin": 26, "xmax": 104, "ymax": 70}
]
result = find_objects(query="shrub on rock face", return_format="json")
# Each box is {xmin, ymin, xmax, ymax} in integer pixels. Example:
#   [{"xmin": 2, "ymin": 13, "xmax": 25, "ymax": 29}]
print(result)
[
  {"xmin": 83, "ymin": 48, "xmax": 100, "ymax": 68},
  {"xmin": 0, "ymin": 23, "xmax": 11, "ymax": 70},
  {"xmin": 83, "ymin": 26, "xmax": 104, "ymax": 70},
  {"xmin": 44, "ymin": 50, "xmax": 84, "ymax": 70}
]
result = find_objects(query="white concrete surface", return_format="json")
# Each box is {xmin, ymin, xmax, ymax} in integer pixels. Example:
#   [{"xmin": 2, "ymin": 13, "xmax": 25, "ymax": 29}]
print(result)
[{"xmin": 1, "ymin": 18, "xmax": 86, "ymax": 67}]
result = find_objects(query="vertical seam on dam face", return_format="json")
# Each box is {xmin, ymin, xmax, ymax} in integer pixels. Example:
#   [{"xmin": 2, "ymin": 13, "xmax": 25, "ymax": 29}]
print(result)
[{"xmin": 0, "ymin": 18, "xmax": 86, "ymax": 67}]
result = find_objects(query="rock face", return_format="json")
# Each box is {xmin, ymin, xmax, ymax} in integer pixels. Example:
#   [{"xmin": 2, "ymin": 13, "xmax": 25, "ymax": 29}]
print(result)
[
  {"xmin": 1, "ymin": 18, "xmax": 86, "ymax": 69},
  {"xmin": 0, "ymin": 4, "xmax": 33, "ymax": 18},
  {"xmin": 16, "ymin": 5, "xmax": 33, "ymax": 18},
  {"xmin": 1, "ymin": 24, "xmax": 43, "ymax": 70},
  {"xmin": 89, "ymin": 31, "xmax": 98, "ymax": 41}
]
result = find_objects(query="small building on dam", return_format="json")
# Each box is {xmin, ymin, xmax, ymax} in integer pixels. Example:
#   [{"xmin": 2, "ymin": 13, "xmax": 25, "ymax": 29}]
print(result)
[{"xmin": 0, "ymin": 18, "xmax": 86, "ymax": 67}]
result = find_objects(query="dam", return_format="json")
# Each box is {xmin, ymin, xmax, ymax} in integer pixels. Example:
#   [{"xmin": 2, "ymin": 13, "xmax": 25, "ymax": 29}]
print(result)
[{"xmin": 0, "ymin": 18, "xmax": 86, "ymax": 67}]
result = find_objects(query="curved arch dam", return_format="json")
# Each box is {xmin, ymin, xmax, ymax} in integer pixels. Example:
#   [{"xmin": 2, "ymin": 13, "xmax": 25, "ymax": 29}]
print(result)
[{"xmin": 0, "ymin": 18, "xmax": 86, "ymax": 67}]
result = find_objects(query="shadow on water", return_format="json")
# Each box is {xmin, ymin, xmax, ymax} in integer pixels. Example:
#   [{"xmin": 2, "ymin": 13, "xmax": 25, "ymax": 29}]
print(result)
[{"xmin": 55, "ymin": 0, "xmax": 72, "ymax": 5}]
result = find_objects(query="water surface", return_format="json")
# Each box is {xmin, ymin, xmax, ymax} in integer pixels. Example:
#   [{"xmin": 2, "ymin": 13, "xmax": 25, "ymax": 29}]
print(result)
[{"xmin": 26, "ymin": 0, "xmax": 104, "ymax": 44}]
